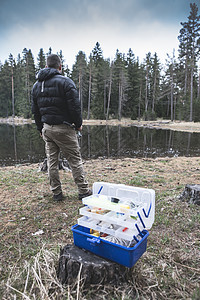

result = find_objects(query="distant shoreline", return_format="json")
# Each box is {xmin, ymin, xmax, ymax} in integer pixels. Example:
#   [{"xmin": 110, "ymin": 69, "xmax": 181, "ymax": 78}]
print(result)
[{"xmin": 0, "ymin": 117, "xmax": 200, "ymax": 133}]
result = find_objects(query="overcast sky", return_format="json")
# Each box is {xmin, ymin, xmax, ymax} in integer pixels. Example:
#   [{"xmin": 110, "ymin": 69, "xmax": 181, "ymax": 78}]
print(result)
[{"xmin": 0, "ymin": 0, "xmax": 199, "ymax": 69}]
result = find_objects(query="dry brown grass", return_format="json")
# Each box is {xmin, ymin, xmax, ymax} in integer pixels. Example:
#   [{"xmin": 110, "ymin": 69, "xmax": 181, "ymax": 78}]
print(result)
[{"xmin": 0, "ymin": 157, "xmax": 200, "ymax": 299}]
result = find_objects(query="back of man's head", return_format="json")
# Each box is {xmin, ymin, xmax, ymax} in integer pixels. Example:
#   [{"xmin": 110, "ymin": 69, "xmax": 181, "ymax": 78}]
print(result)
[{"xmin": 46, "ymin": 54, "xmax": 61, "ymax": 69}]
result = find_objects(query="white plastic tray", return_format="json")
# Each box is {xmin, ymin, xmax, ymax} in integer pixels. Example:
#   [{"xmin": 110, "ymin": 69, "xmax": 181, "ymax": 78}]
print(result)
[
  {"xmin": 79, "ymin": 182, "xmax": 155, "ymax": 240},
  {"xmin": 92, "ymin": 182, "xmax": 155, "ymax": 230},
  {"xmin": 78, "ymin": 215, "xmax": 144, "ymax": 241},
  {"xmin": 82, "ymin": 194, "xmax": 147, "ymax": 216}
]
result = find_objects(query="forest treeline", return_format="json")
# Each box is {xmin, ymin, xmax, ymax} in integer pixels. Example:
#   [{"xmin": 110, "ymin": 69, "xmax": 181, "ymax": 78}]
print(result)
[{"xmin": 0, "ymin": 3, "xmax": 200, "ymax": 122}]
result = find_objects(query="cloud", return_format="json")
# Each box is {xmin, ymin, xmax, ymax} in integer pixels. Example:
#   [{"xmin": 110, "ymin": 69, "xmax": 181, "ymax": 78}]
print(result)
[
  {"xmin": 1, "ymin": 0, "xmax": 194, "ymax": 28},
  {"xmin": 2, "ymin": 11, "xmax": 179, "ymax": 65},
  {"xmin": 0, "ymin": 0, "xmax": 199, "ymax": 67}
]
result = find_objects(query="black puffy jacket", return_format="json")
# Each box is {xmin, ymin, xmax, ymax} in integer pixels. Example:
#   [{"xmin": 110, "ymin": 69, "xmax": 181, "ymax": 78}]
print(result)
[{"xmin": 31, "ymin": 68, "xmax": 82, "ymax": 132}]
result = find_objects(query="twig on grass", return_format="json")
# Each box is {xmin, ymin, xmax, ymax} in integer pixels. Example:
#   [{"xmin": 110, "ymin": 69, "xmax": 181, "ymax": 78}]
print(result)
[
  {"xmin": 6, "ymin": 284, "xmax": 30, "ymax": 300},
  {"xmin": 76, "ymin": 263, "xmax": 83, "ymax": 300},
  {"xmin": 173, "ymin": 260, "xmax": 200, "ymax": 273}
]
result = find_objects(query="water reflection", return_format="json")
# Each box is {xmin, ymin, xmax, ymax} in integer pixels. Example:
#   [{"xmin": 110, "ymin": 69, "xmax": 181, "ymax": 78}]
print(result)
[
  {"xmin": 80, "ymin": 125, "xmax": 200, "ymax": 159},
  {"xmin": 0, "ymin": 123, "xmax": 45, "ymax": 166},
  {"xmin": 13, "ymin": 124, "xmax": 17, "ymax": 162},
  {"xmin": 0, "ymin": 123, "xmax": 200, "ymax": 166}
]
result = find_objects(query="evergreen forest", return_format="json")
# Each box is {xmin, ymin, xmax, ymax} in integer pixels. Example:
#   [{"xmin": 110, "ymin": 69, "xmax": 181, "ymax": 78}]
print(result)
[{"xmin": 1, "ymin": 3, "xmax": 200, "ymax": 122}]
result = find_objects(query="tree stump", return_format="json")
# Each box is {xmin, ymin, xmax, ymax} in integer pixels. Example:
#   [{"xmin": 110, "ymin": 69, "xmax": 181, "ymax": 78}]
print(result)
[
  {"xmin": 57, "ymin": 244, "xmax": 131, "ymax": 287},
  {"xmin": 178, "ymin": 184, "xmax": 200, "ymax": 205}
]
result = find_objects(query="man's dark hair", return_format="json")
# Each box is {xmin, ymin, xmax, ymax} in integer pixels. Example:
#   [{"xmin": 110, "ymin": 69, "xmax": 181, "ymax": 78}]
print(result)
[{"xmin": 46, "ymin": 54, "xmax": 61, "ymax": 69}]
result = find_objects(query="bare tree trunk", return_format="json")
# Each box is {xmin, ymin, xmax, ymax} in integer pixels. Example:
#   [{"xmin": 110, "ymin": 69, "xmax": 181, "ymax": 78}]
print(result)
[
  {"xmin": 11, "ymin": 65, "xmax": 15, "ymax": 118},
  {"xmin": 106, "ymin": 68, "xmax": 112, "ymax": 121},
  {"xmin": 170, "ymin": 50, "xmax": 175, "ymax": 121},
  {"xmin": 79, "ymin": 71, "xmax": 83, "ymax": 114},
  {"xmin": 25, "ymin": 68, "xmax": 28, "ymax": 113},
  {"xmin": 198, "ymin": 65, "xmax": 200, "ymax": 99},
  {"xmin": 189, "ymin": 46, "xmax": 195, "ymax": 122},
  {"xmin": 170, "ymin": 82, "xmax": 174, "ymax": 121},
  {"xmin": 152, "ymin": 72, "xmax": 156, "ymax": 113},
  {"xmin": 87, "ymin": 126, "xmax": 91, "ymax": 158},
  {"xmin": 138, "ymin": 83, "xmax": 142, "ymax": 121},
  {"xmin": 103, "ymin": 80, "xmax": 107, "ymax": 117},
  {"xmin": 87, "ymin": 67, "xmax": 92, "ymax": 120},
  {"xmin": 184, "ymin": 63, "xmax": 188, "ymax": 96},
  {"xmin": 118, "ymin": 81, "xmax": 122, "ymax": 121},
  {"xmin": 25, "ymin": 55, "xmax": 30, "ymax": 115},
  {"xmin": 145, "ymin": 66, "xmax": 148, "ymax": 112},
  {"xmin": 174, "ymin": 96, "xmax": 176, "ymax": 121},
  {"xmin": 26, "ymin": 56, "xmax": 30, "ymax": 105},
  {"xmin": 190, "ymin": 67, "xmax": 193, "ymax": 122}
]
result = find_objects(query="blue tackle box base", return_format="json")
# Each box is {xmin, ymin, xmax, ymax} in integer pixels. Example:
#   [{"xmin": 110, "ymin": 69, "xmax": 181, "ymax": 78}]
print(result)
[{"xmin": 71, "ymin": 224, "xmax": 149, "ymax": 268}]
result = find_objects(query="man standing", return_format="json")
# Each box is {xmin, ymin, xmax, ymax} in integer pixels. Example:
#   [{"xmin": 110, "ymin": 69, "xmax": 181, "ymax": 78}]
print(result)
[{"xmin": 31, "ymin": 54, "xmax": 91, "ymax": 201}]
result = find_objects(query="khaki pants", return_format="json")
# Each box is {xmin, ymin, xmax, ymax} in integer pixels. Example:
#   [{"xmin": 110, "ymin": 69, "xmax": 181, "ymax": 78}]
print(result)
[{"xmin": 42, "ymin": 123, "xmax": 89, "ymax": 195}]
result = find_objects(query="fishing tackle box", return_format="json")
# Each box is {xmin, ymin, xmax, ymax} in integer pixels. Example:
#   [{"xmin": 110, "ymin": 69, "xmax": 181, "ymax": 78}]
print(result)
[
  {"xmin": 71, "ymin": 182, "xmax": 155, "ymax": 268},
  {"xmin": 72, "ymin": 224, "xmax": 149, "ymax": 268}
]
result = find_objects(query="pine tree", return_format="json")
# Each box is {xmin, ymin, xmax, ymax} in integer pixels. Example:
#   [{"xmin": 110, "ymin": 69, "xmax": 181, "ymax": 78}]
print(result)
[
  {"xmin": 91, "ymin": 42, "xmax": 105, "ymax": 118},
  {"xmin": 106, "ymin": 61, "xmax": 114, "ymax": 121},
  {"xmin": 141, "ymin": 52, "xmax": 161, "ymax": 120},
  {"xmin": 151, "ymin": 53, "xmax": 160, "ymax": 116},
  {"xmin": 47, "ymin": 47, "xmax": 52, "ymax": 55},
  {"xmin": 144, "ymin": 52, "xmax": 152, "ymax": 119},
  {"xmin": 0, "ymin": 60, "xmax": 12, "ymax": 117},
  {"xmin": 37, "ymin": 48, "xmax": 46, "ymax": 71},
  {"xmin": 137, "ymin": 63, "xmax": 146, "ymax": 121},
  {"xmin": 71, "ymin": 51, "xmax": 88, "ymax": 116},
  {"xmin": 166, "ymin": 51, "xmax": 176, "ymax": 121},
  {"xmin": 178, "ymin": 3, "xmax": 200, "ymax": 121},
  {"xmin": 8, "ymin": 54, "xmax": 15, "ymax": 117},
  {"xmin": 87, "ymin": 55, "xmax": 94, "ymax": 119},
  {"xmin": 113, "ymin": 50, "xmax": 129, "ymax": 121},
  {"xmin": 57, "ymin": 50, "xmax": 65, "ymax": 76},
  {"xmin": 14, "ymin": 54, "xmax": 25, "ymax": 116},
  {"xmin": 126, "ymin": 48, "xmax": 141, "ymax": 119},
  {"xmin": 21, "ymin": 48, "xmax": 36, "ymax": 118},
  {"xmin": 102, "ymin": 59, "xmax": 110, "ymax": 117},
  {"xmin": 92, "ymin": 42, "xmax": 103, "ymax": 63}
]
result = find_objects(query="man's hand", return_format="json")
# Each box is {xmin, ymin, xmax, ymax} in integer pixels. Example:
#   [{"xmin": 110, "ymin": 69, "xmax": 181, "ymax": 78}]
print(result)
[{"xmin": 77, "ymin": 125, "xmax": 82, "ymax": 131}]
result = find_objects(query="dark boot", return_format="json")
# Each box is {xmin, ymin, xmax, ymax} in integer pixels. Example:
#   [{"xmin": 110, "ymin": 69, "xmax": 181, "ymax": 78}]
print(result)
[
  {"xmin": 53, "ymin": 192, "xmax": 64, "ymax": 201},
  {"xmin": 78, "ymin": 189, "xmax": 92, "ymax": 200}
]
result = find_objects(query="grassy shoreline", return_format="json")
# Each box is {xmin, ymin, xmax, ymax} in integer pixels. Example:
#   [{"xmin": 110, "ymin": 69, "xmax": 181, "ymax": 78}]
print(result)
[
  {"xmin": 0, "ymin": 157, "xmax": 200, "ymax": 299},
  {"xmin": 1, "ymin": 117, "xmax": 200, "ymax": 133}
]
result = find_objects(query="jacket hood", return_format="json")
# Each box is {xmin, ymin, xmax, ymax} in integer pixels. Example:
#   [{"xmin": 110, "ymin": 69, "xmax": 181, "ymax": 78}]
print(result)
[{"xmin": 37, "ymin": 68, "xmax": 61, "ymax": 81}]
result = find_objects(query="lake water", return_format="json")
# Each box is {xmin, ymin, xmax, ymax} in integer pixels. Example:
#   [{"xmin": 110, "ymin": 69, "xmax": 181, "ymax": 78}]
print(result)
[{"xmin": 1, "ymin": 123, "xmax": 200, "ymax": 166}]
